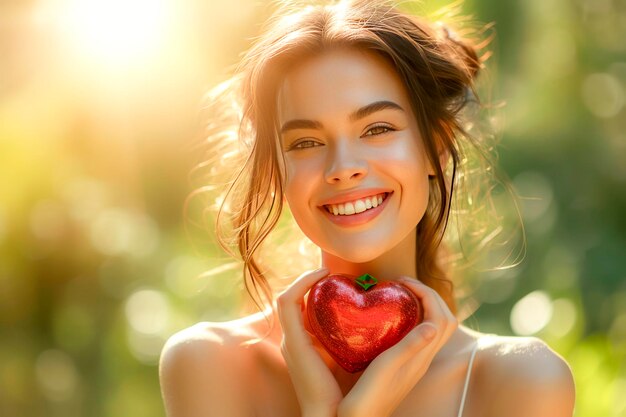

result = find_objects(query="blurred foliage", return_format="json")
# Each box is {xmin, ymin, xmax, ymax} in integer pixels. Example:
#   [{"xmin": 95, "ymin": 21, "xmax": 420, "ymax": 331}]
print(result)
[{"xmin": 0, "ymin": 0, "xmax": 625, "ymax": 416}]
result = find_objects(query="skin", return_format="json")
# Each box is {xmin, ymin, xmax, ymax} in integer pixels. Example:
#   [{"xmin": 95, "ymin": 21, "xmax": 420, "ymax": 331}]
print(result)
[{"xmin": 159, "ymin": 48, "xmax": 576, "ymax": 417}]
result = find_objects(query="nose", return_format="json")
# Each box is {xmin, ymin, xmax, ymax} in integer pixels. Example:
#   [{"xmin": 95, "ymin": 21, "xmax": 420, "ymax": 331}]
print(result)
[{"xmin": 324, "ymin": 140, "xmax": 368, "ymax": 184}]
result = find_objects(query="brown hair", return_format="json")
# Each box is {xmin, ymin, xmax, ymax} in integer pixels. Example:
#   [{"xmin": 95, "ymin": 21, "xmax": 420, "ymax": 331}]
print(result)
[{"xmin": 188, "ymin": 0, "xmax": 518, "ymax": 333}]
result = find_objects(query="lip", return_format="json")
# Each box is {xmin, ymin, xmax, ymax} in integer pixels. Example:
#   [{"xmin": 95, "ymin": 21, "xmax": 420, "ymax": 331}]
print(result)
[
  {"xmin": 318, "ymin": 188, "xmax": 393, "ymax": 206},
  {"xmin": 319, "ymin": 191, "xmax": 393, "ymax": 227}
]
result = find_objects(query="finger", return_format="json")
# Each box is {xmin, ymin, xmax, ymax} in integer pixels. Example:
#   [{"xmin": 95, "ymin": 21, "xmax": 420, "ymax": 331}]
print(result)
[
  {"xmin": 392, "ymin": 321, "xmax": 439, "ymax": 360},
  {"xmin": 277, "ymin": 268, "xmax": 329, "ymax": 317},
  {"xmin": 364, "ymin": 321, "xmax": 439, "ymax": 376},
  {"xmin": 398, "ymin": 279, "xmax": 445, "ymax": 346},
  {"xmin": 277, "ymin": 267, "xmax": 329, "ymax": 345},
  {"xmin": 277, "ymin": 268, "xmax": 329, "ymax": 303},
  {"xmin": 418, "ymin": 283, "xmax": 457, "ymax": 337},
  {"xmin": 397, "ymin": 278, "xmax": 447, "ymax": 324},
  {"xmin": 398, "ymin": 277, "xmax": 458, "ymax": 342},
  {"xmin": 399, "ymin": 277, "xmax": 456, "ymax": 319}
]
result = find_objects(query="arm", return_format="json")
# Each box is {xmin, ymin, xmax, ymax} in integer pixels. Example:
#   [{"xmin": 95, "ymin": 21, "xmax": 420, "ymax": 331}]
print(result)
[
  {"xmin": 486, "ymin": 338, "xmax": 575, "ymax": 417},
  {"xmin": 159, "ymin": 326, "xmax": 252, "ymax": 417}
]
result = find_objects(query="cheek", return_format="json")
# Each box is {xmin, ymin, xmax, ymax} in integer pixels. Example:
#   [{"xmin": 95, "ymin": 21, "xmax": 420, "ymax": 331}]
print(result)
[
  {"xmin": 369, "ymin": 138, "xmax": 431, "ymax": 211},
  {"xmin": 284, "ymin": 157, "xmax": 321, "ymax": 210},
  {"xmin": 370, "ymin": 136, "xmax": 430, "ymax": 183}
]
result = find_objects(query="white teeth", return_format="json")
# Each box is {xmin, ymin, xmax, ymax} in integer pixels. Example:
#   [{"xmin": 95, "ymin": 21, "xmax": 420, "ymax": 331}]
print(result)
[
  {"xmin": 354, "ymin": 200, "xmax": 366, "ymax": 214},
  {"xmin": 326, "ymin": 193, "xmax": 388, "ymax": 216}
]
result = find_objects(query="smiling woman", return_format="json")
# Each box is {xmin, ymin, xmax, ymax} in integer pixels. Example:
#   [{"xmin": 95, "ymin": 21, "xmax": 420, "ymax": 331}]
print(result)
[{"xmin": 159, "ymin": 1, "xmax": 576, "ymax": 416}]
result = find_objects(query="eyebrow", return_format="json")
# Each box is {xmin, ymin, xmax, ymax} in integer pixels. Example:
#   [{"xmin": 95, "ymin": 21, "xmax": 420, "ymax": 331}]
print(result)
[{"xmin": 279, "ymin": 100, "xmax": 405, "ymax": 135}]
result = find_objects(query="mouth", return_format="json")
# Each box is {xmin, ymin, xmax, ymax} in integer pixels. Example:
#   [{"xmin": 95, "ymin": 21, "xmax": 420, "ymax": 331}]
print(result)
[{"xmin": 322, "ymin": 192, "xmax": 391, "ymax": 216}]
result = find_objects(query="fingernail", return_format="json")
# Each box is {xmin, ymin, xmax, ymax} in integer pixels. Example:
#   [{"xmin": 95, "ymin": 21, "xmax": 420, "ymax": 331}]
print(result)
[{"xmin": 420, "ymin": 324, "xmax": 437, "ymax": 341}]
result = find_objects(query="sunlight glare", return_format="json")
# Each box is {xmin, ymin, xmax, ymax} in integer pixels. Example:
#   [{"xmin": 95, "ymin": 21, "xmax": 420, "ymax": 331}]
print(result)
[{"xmin": 52, "ymin": 0, "xmax": 171, "ymax": 67}]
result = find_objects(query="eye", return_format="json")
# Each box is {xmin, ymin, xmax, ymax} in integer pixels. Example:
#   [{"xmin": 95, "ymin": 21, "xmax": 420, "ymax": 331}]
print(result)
[
  {"xmin": 363, "ymin": 124, "xmax": 395, "ymax": 137},
  {"xmin": 287, "ymin": 139, "xmax": 322, "ymax": 151}
]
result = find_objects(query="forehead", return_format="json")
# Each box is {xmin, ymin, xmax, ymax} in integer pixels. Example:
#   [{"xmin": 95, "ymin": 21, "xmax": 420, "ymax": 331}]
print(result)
[{"xmin": 276, "ymin": 47, "xmax": 411, "ymax": 121}]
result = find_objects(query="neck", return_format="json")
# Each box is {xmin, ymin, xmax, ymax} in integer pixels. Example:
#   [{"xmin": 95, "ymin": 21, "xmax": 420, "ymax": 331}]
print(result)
[{"xmin": 320, "ymin": 227, "xmax": 417, "ymax": 281}]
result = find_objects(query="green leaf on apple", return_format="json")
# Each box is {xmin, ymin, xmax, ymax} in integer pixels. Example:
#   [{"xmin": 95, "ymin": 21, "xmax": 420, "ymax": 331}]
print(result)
[{"xmin": 356, "ymin": 273, "xmax": 378, "ymax": 290}]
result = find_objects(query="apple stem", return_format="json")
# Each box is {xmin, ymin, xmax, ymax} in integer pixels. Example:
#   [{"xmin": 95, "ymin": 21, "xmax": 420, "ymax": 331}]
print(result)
[{"xmin": 356, "ymin": 273, "xmax": 378, "ymax": 290}]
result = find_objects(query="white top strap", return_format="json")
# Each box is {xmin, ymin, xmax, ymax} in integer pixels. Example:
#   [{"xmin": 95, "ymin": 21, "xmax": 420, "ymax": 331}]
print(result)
[{"xmin": 457, "ymin": 339, "xmax": 481, "ymax": 417}]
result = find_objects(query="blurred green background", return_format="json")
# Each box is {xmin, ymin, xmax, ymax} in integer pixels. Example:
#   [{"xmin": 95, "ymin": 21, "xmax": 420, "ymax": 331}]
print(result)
[{"xmin": 0, "ymin": 0, "xmax": 625, "ymax": 416}]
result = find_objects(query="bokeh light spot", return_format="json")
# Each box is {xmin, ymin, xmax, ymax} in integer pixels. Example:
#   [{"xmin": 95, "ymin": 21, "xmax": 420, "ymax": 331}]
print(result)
[
  {"xmin": 89, "ymin": 209, "xmax": 134, "ymax": 255},
  {"xmin": 581, "ymin": 73, "xmax": 625, "ymax": 118},
  {"xmin": 545, "ymin": 298, "xmax": 577, "ymax": 338},
  {"xmin": 612, "ymin": 378, "xmax": 626, "ymax": 416},
  {"xmin": 89, "ymin": 208, "xmax": 160, "ymax": 258},
  {"xmin": 35, "ymin": 349, "xmax": 79, "ymax": 402},
  {"xmin": 124, "ymin": 288, "xmax": 170, "ymax": 335},
  {"xmin": 61, "ymin": 177, "xmax": 110, "ymax": 223},
  {"xmin": 510, "ymin": 290, "xmax": 553, "ymax": 335},
  {"xmin": 126, "ymin": 328, "xmax": 166, "ymax": 365}
]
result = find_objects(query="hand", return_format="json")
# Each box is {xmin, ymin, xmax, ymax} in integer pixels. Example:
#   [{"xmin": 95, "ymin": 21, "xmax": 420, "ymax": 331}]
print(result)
[
  {"xmin": 337, "ymin": 276, "xmax": 459, "ymax": 417},
  {"xmin": 276, "ymin": 268, "xmax": 343, "ymax": 417}
]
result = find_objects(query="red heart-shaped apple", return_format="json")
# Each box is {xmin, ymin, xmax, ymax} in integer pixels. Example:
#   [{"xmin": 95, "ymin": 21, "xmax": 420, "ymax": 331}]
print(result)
[{"xmin": 306, "ymin": 273, "xmax": 423, "ymax": 373}]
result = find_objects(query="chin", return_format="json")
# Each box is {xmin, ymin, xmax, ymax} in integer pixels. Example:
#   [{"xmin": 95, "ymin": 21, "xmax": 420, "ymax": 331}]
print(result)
[{"xmin": 325, "ymin": 245, "xmax": 387, "ymax": 264}]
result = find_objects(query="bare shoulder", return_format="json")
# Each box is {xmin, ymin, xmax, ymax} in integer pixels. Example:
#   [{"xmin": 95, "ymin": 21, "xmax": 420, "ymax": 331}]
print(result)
[
  {"xmin": 475, "ymin": 335, "xmax": 575, "ymax": 417},
  {"xmin": 159, "ymin": 320, "xmax": 259, "ymax": 417}
]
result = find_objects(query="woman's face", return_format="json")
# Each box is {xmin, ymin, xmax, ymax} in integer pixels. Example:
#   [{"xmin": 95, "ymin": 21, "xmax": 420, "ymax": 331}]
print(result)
[{"xmin": 277, "ymin": 47, "xmax": 436, "ymax": 263}]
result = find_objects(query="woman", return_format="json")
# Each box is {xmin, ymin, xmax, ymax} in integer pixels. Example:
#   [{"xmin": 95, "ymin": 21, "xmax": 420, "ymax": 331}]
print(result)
[{"xmin": 159, "ymin": 1, "xmax": 576, "ymax": 416}]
